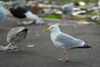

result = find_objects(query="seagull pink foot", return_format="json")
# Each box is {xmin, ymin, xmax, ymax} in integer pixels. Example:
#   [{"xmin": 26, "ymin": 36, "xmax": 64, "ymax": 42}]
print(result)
[
  {"xmin": 58, "ymin": 58, "xmax": 65, "ymax": 61},
  {"xmin": 58, "ymin": 58, "xmax": 69, "ymax": 62}
]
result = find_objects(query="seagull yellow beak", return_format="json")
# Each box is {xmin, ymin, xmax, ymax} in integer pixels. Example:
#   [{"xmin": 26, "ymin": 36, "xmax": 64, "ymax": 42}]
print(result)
[
  {"xmin": 44, "ymin": 29, "xmax": 49, "ymax": 32},
  {"xmin": 5, "ymin": 3, "xmax": 8, "ymax": 6}
]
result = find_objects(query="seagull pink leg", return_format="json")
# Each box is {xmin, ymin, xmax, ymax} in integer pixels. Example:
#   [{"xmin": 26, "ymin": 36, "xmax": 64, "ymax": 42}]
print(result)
[
  {"xmin": 58, "ymin": 50, "xmax": 68, "ymax": 61},
  {"xmin": 65, "ymin": 50, "xmax": 69, "ymax": 62}
]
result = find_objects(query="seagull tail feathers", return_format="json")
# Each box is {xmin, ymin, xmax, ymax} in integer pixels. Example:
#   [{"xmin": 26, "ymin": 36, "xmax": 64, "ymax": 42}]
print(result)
[
  {"xmin": 73, "ymin": 44, "xmax": 93, "ymax": 49},
  {"xmin": 77, "ymin": 44, "xmax": 93, "ymax": 48},
  {"xmin": 83, "ymin": 44, "xmax": 93, "ymax": 48}
]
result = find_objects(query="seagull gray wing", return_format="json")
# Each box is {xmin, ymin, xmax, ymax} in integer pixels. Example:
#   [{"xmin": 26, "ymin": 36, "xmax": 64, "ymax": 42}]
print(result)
[
  {"xmin": 55, "ymin": 33, "xmax": 85, "ymax": 49},
  {"xmin": 7, "ymin": 27, "xmax": 25, "ymax": 38},
  {"xmin": 13, "ymin": 30, "xmax": 28, "ymax": 44},
  {"xmin": 7, "ymin": 27, "xmax": 27, "ymax": 43},
  {"xmin": 15, "ymin": 30, "xmax": 28, "ymax": 39}
]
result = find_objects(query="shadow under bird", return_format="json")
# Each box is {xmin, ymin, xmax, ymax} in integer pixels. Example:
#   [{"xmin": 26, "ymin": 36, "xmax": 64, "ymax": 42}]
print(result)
[
  {"xmin": 44, "ymin": 25, "xmax": 92, "ymax": 62},
  {"xmin": 6, "ymin": 27, "xmax": 28, "ymax": 51}
]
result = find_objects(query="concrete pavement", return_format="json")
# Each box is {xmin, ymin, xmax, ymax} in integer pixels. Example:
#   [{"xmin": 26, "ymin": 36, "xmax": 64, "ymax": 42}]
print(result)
[{"xmin": 0, "ymin": 15, "xmax": 100, "ymax": 67}]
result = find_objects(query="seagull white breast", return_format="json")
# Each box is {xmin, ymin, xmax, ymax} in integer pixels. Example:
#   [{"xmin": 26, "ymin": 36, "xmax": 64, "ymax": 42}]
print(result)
[{"xmin": 24, "ymin": 11, "xmax": 38, "ymax": 20}]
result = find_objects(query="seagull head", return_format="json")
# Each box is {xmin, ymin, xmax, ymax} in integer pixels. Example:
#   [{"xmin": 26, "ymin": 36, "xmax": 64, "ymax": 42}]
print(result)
[
  {"xmin": 44, "ymin": 25, "xmax": 61, "ymax": 33},
  {"xmin": 0, "ymin": 1, "xmax": 5, "ymax": 6},
  {"xmin": 0, "ymin": 1, "xmax": 8, "ymax": 6}
]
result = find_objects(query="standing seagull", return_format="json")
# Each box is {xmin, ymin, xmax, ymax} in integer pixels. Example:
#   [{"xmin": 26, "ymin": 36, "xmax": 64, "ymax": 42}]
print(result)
[
  {"xmin": 44, "ymin": 25, "xmax": 92, "ymax": 62},
  {"xmin": 62, "ymin": 3, "xmax": 74, "ymax": 19},
  {"xmin": 7, "ymin": 6, "xmax": 43, "ymax": 25},
  {"xmin": 0, "ymin": 1, "xmax": 8, "ymax": 29},
  {"xmin": 7, "ymin": 27, "xmax": 28, "ymax": 51}
]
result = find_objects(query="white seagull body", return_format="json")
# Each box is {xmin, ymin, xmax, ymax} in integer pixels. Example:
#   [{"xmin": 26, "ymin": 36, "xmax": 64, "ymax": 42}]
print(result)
[
  {"xmin": 62, "ymin": 3, "xmax": 74, "ymax": 19},
  {"xmin": 51, "ymin": 32, "xmax": 85, "ymax": 49},
  {"xmin": 0, "ymin": 26, "xmax": 28, "ymax": 51},
  {"xmin": 6, "ymin": 27, "xmax": 28, "ymax": 51},
  {"xmin": 0, "ymin": 6, "xmax": 5, "ymax": 22},
  {"xmin": 24, "ymin": 11, "xmax": 38, "ymax": 20},
  {"xmin": 8, "ymin": 6, "xmax": 44, "ymax": 25},
  {"xmin": 0, "ymin": 1, "xmax": 8, "ymax": 29},
  {"xmin": 0, "ymin": 1, "xmax": 6, "ymax": 22},
  {"xmin": 44, "ymin": 25, "xmax": 92, "ymax": 62}
]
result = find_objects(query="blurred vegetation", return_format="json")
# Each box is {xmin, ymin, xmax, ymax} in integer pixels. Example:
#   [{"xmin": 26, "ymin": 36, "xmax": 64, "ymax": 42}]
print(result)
[
  {"xmin": 57, "ymin": 0, "xmax": 99, "ymax": 4},
  {"xmin": 40, "ymin": 14, "xmax": 85, "ymax": 20},
  {"xmin": 0, "ymin": 0, "xmax": 99, "ymax": 23},
  {"xmin": 0, "ymin": 0, "xmax": 99, "ymax": 3},
  {"xmin": 0, "ymin": 0, "xmax": 11, "ymax": 1},
  {"xmin": 89, "ymin": 13, "xmax": 100, "ymax": 16},
  {"xmin": 95, "ymin": 19, "xmax": 100, "ymax": 24},
  {"xmin": 0, "ymin": 0, "xmax": 99, "ymax": 4},
  {"xmin": 41, "ymin": 14, "xmax": 62, "ymax": 19}
]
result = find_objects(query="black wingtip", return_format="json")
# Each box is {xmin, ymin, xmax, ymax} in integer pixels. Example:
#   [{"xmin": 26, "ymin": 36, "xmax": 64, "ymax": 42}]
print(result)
[
  {"xmin": 75, "ymin": 44, "xmax": 93, "ymax": 49},
  {"xmin": 84, "ymin": 44, "xmax": 93, "ymax": 48}
]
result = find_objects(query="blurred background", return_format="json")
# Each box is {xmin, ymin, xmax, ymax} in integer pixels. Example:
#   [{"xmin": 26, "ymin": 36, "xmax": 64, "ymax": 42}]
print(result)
[{"xmin": 1, "ymin": 0, "xmax": 100, "ymax": 24}]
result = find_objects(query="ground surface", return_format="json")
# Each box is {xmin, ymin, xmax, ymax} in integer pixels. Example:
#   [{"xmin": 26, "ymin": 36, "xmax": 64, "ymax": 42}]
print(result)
[{"xmin": 0, "ymin": 14, "xmax": 100, "ymax": 67}]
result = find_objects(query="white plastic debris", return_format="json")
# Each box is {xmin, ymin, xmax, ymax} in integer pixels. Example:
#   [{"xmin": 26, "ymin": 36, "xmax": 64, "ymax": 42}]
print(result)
[{"xmin": 27, "ymin": 45, "xmax": 34, "ymax": 47}]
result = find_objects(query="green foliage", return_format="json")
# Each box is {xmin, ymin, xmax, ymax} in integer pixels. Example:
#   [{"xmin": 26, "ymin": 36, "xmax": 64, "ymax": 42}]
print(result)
[
  {"xmin": 80, "ymin": 8, "xmax": 86, "ymax": 10},
  {"xmin": 90, "ymin": 13, "xmax": 98, "ymax": 16},
  {"xmin": 57, "ymin": 0, "xmax": 99, "ymax": 4},
  {"xmin": 0, "ymin": 0, "xmax": 99, "ymax": 3},
  {"xmin": 95, "ymin": 19, "xmax": 100, "ymax": 24},
  {"xmin": 57, "ymin": 1, "xmax": 67, "ymax": 4},
  {"xmin": 41, "ymin": 14, "xmax": 62, "ymax": 19},
  {"xmin": 0, "ymin": 0, "xmax": 12, "ymax": 1},
  {"xmin": 89, "ymin": 13, "xmax": 100, "ymax": 16}
]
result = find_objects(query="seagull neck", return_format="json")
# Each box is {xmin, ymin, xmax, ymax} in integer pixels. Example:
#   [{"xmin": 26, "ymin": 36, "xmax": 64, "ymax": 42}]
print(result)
[
  {"xmin": 51, "ymin": 31, "xmax": 61, "ymax": 40},
  {"xmin": 51, "ymin": 31, "xmax": 61, "ymax": 35}
]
